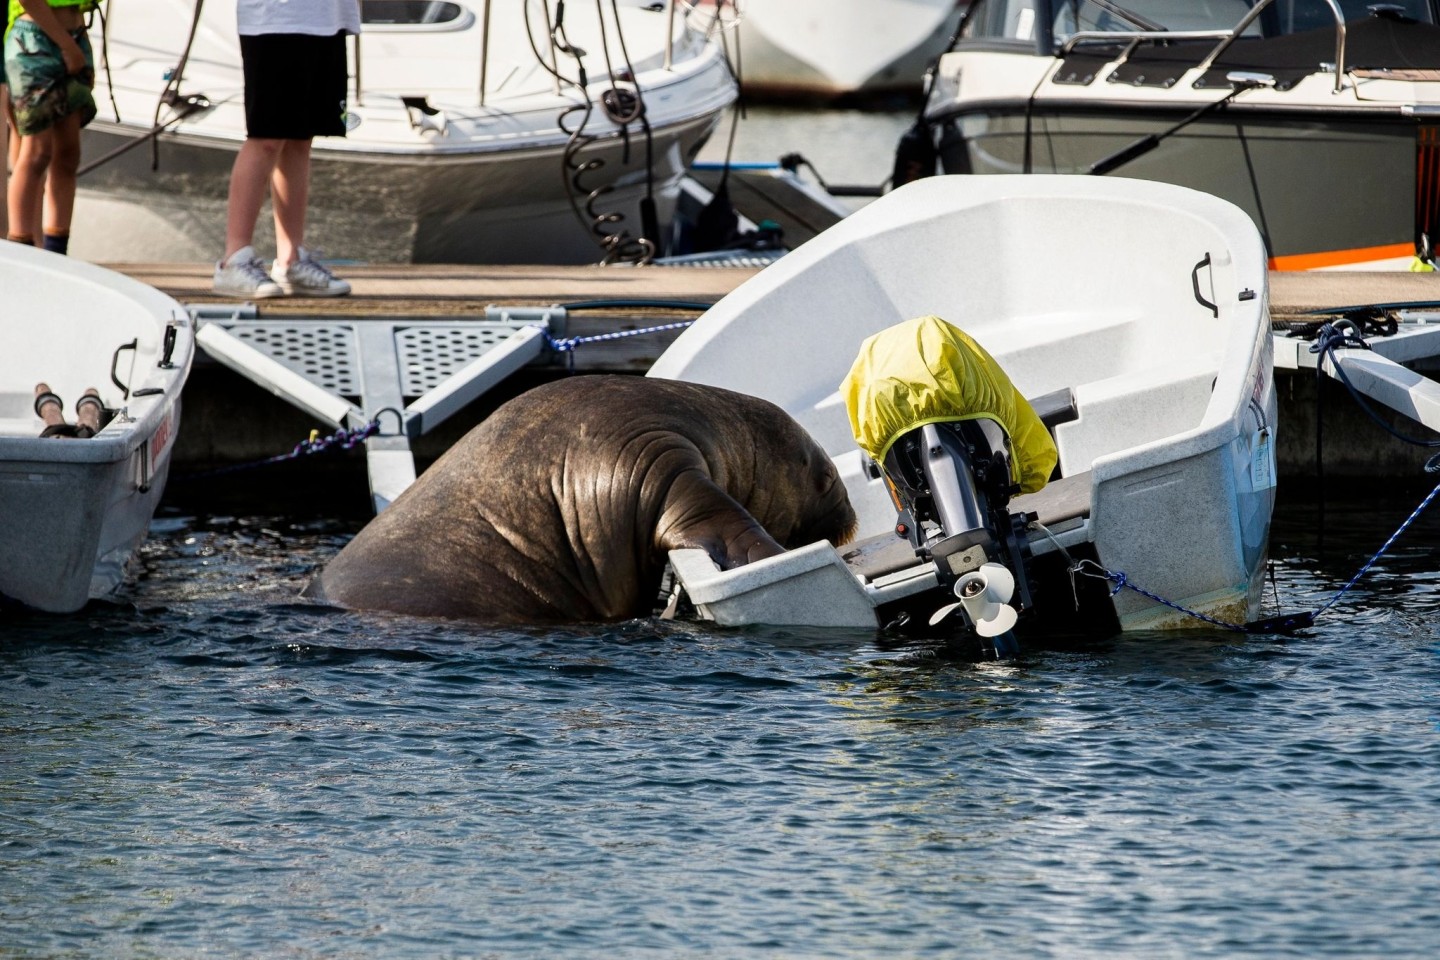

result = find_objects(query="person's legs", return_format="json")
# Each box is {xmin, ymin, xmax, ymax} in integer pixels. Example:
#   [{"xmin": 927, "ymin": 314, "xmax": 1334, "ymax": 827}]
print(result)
[
  {"xmin": 268, "ymin": 135, "xmax": 348, "ymax": 296},
  {"xmin": 226, "ymin": 30, "xmax": 349, "ymax": 296},
  {"xmin": 40, "ymin": 110, "xmax": 81, "ymax": 252},
  {"xmin": 214, "ymin": 136, "xmax": 286, "ymax": 297},
  {"xmin": 223, "ymin": 136, "xmax": 284, "ymax": 260},
  {"xmin": 8, "ymin": 126, "xmax": 53, "ymax": 243},
  {"xmin": 1, "ymin": 84, "xmax": 8, "ymax": 238},
  {"xmin": 6, "ymin": 19, "xmax": 94, "ymax": 249},
  {"xmin": 270, "ymin": 138, "xmax": 311, "ymax": 270}
]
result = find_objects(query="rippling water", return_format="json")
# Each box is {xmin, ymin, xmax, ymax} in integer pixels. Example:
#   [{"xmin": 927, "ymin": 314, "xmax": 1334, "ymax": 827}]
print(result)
[{"xmin": 3, "ymin": 492, "xmax": 1438, "ymax": 959}]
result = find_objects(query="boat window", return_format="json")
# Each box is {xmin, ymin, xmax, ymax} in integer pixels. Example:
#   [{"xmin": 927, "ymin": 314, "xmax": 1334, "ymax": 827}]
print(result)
[
  {"xmin": 1266, "ymin": 0, "xmax": 1434, "ymax": 29},
  {"xmin": 1047, "ymin": 0, "xmax": 1435, "ymax": 38},
  {"xmin": 1049, "ymin": 1, "xmax": 1255, "ymax": 35},
  {"xmin": 361, "ymin": 0, "xmax": 474, "ymax": 29},
  {"xmin": 964, "ymin": 0, "xmax": 1041, "ymax": 41}
]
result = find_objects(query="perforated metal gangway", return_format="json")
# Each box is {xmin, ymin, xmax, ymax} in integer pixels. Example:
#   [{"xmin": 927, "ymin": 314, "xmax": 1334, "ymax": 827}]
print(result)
[{"xmin": 192, "ymin": 306, "xmax": 561, "ymax": 512}]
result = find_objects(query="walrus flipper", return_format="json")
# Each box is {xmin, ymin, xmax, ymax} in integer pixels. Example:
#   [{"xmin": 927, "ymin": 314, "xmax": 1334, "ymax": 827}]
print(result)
[{"xmin": 655, "ymin": 470, "xmax": 786, "ymax": 570}]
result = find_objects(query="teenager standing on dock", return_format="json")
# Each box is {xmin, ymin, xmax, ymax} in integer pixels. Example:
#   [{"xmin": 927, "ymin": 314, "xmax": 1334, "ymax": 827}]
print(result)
[
  {"xmin": 1, "ymin": 3, "xmax": 8, "ymax": 239},
  {"xmin": 214, "ymin": 0, "xmax": 359, "ymax": 298},
  {"xmin": 3, "ymin": 0, "xmax": 96, "ymax": 254}
]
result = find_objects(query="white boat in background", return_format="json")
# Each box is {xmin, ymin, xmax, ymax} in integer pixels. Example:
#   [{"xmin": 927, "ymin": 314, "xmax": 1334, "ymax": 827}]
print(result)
[
  {"xmin": 716, "ymin": 0, "xmax": 968, "ymax": 100},
  {"xmin": 918, "ymin": 0, "xmax": 1440, "ymax": 270},
  {"xmin": 0, "ymin": 244, "xmax": 194, "ymax": 614},
  {"xmin": 651, "ymin": 175, "xmax": 1278, "ymax": 641},
  {"xmin": 75, "ymin": 0, "xmax": 737, "ymax": 265}
]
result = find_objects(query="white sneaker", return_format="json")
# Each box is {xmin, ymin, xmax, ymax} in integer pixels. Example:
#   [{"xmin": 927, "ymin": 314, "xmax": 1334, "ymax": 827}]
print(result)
[
  {"xmin": 272, "ymin": 247, "xmax": 352, "ymax": 297},
  {"xmin": 213, "ymin": 245, "xmax": 286, "ymax": 298}
]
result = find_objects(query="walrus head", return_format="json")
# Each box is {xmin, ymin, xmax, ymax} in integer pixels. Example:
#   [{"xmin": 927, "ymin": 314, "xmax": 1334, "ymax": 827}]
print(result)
[
  {"xmin": 717, "ymin": 391, "xmax": 858, "ymax": 553},
  {"xmin": 786, "ymin": 449, "xmax": 858, "ymax": 550}
]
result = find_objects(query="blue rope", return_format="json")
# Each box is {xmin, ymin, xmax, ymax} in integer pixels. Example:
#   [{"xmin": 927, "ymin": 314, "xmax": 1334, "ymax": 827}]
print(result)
[
  {"xmin": 172, "ymin": 414, "xmax": 390, "ymax": 482},
  {"xmin": 1071, "ymin": 559, "xmax": 1250, "ymax": 633},
  {"xmin": 1310, "ymin": 322, "xmax": 1440, "ymax": 451},
  {"xmin": 546, "ymin": 318, "xmax": 696, "ymax": 353},
  {"xmin": 1312, "ymin": 477, "xmax": 1440, "ymax": 619},
  {"xmin": 1072, "ymin": 473, "xmax": 1440, "ymax": 632}
]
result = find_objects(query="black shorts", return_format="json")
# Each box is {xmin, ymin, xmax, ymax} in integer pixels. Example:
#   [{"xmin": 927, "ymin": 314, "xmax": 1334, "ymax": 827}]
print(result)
[{"xmin": 240, "ymin": 32, "xmax": 349, "ymax": 140}]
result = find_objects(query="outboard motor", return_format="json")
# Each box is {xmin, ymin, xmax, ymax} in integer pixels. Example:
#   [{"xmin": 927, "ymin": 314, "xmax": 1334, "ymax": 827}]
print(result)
[
  {"xmin": 878, "ymin": 419, "xmax": 1032, "ymax": 654},
  {"xmin": 843, "ymin": 316, "xmax": 1058, "ymax": 656}
]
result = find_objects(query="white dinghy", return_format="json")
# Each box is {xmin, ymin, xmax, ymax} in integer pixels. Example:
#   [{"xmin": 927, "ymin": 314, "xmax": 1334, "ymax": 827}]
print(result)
[
  {"xmin": 0, "ymin": 244, "xmax": 194, "ymax": 613},
  {"xmin": 650, "ymin": 175, "xmax": 1278, "ymax": 642}
]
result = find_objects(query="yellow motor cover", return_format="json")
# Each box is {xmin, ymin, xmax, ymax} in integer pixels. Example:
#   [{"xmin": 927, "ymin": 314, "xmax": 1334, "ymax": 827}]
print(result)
[{"xmin": 840, "ymin": 315, "xmax": 1056, "ymax": 494}]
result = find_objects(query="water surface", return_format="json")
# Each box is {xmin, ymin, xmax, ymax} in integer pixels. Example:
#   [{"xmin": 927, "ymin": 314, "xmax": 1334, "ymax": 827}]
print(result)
[{"xmin": 3, "ymin": 493, "xmax": 1438, "ymax": 958}]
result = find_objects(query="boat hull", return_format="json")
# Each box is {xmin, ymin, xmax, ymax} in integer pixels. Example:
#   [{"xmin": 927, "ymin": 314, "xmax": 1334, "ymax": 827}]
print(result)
[
  {"xmin": 934, "ymin": 105, "xmax": 1422, "ymax": 269},
  {"xmin": 730, "ymin": 0, "xmax": 967, "ymax": 100},
  {"xmin": 0, "ymin": 244, "xmax": 193, "ymax": 613},
  {"xmin": 1090, "ymin": 329, "xmax": 1276, "ymax": 631},
  {"xmin": 0, "ymin": 424, "xmax": 177, "ymax": 613},
  {"xmin": 75, "ymin": 0, "xmax": 737, "ymax": 265},
  {"xmin": 76, "ymin": 109, "xmax": 724, "ymax": 265}
]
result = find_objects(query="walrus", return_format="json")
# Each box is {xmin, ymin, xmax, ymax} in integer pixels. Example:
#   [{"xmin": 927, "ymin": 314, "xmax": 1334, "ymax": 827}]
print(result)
[{"xmin": 302, "ymin": 375, "xmax": 858, "ymax": 623}]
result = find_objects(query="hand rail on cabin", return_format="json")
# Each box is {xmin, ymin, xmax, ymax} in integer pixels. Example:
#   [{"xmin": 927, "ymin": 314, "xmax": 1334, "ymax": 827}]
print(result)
[
  {"xmin": 665, "ymin": 0, "xmax": 677, "ymax": 70},
  {"xmin": 1321, "ymin": 0, "xmax": 1349, "ymax": 93},
  {"xmin": 479, "ymin": 0, "xmax": 491, "ymax": 106},
  {"xmin": 1195, "ymin": 0, "xmax": 1346, "ymax": 94},
  {"xmin": 353, "ymin": 31, "xmax": 364, "ymax": 108},
  {"xmin": 1059, "ymin": 29, "xmax": 1233, "ymax": 56}
]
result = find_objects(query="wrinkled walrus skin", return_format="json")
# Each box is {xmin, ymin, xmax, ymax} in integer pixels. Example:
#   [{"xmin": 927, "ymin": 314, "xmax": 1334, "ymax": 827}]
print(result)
[{"xmin": 302, "ymin": 376, "xmax": 858, "ymax": 623}]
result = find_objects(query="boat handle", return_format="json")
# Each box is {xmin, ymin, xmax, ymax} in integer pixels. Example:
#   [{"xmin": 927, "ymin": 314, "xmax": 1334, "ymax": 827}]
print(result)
[
  {"xmin": 111, "ymin": 338, "xmax": 138, "ymax": 400},
  {"xmin": 137, "ymin": 435, "xmax": 151, "ymax": 494},
  {"xmin": 1191, "ymin": 253, "xmax": 1218, "ymax": 318},
  {"xmin": 159, "ymin": 322, "xmax": 178, "ymax": 368}
]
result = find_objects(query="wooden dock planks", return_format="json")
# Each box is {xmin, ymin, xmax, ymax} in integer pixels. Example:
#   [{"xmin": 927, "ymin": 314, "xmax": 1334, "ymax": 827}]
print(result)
[
  {"xmin": 104, "ymin": 261, "xmax": 1440, "ymax": 487},
  {"xmin": 113, "ymin": 261, "xmax": 1440, "ymax": 323}
]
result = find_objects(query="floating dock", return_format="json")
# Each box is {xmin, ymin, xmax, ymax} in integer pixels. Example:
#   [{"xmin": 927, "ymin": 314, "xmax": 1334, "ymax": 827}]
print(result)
[{"xmin": 108, "ymin": 261, "xmax": 1440, "ymax": 511}]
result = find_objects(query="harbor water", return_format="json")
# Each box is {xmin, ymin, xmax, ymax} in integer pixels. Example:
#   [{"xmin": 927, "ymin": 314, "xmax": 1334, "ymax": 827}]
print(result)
[
  {"xmin": 3, "ymin": 492, "xmax": 1439, "ymax": 958},
  {"xmin": 5, "ymin": 107, "xmax": 1440, "ymax": 957}
]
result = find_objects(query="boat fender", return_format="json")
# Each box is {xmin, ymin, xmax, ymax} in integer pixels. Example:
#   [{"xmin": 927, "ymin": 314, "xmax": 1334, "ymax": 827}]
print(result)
[
  {"xmin": 692, "ymin": 178, "xmax": 739, "ymax": 252},
  {"xmin": 33, "ymin": 383, "xmax": 108, "ymax": 439},
  {"xmin": 936, "ymin": 121, "xmax": 971, "ymax": 175},
  {"xmin": 891, "ymin": 119, "xmax": 936, "ymax": 190},
  {"xmin": 74, "ymin": 389, "xmax": 106, "ymax": 438},
  {"xmin": 33, "ymin": 383, "xmax": 71, "ymax": 437}
]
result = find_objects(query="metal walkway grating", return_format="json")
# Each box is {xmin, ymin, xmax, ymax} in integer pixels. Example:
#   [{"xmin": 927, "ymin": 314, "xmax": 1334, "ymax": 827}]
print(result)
[
  {"xmin": 224, "ymin": 320, "xmax": 542, "ymax": 399},
  {"xmin": 230, "ymin": 323, "xmax": 361, "ymax": 395},
  {"xmin": 396, "ymin": 325, "xmax": 530, "ymax": 396}
]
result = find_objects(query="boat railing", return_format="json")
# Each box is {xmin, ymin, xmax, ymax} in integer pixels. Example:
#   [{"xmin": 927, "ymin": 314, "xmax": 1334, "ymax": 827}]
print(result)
[
  {"xmin": 1059, "ymin": 29, "xmax": 1232, "ymax": 56},
  {"xmin": 1058, "ymin": 0, "xmax": 1349, "ymax": 94},
  {"xmin": 1059, "ymin": 29, "xmax": 1234, "ymax": 70},
  {"xmin": 354, "ymin": 0, "xmax": 684, "ymax": 108}
]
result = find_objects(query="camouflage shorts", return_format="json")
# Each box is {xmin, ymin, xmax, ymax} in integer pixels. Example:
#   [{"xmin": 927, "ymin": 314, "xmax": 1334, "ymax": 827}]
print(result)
[{"xmin": 3, "ymin": 20, "xmax": 96, "ymax": 136}]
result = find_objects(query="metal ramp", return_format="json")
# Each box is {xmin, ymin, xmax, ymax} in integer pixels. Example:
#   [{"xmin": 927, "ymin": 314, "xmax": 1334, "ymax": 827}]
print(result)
[{"xmin": 191, "ymin": 305, "xmax": 560, "ymax": 512}]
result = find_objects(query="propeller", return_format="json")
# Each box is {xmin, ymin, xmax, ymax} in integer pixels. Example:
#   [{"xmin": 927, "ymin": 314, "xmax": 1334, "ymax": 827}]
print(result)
[
  {"xmin": 928, "ymin": 562, "xmax": 1018, "ymax": 635},
  {"xmin": 958, "ymin": 563, "xmax": 1018, "ymax": 637}
]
